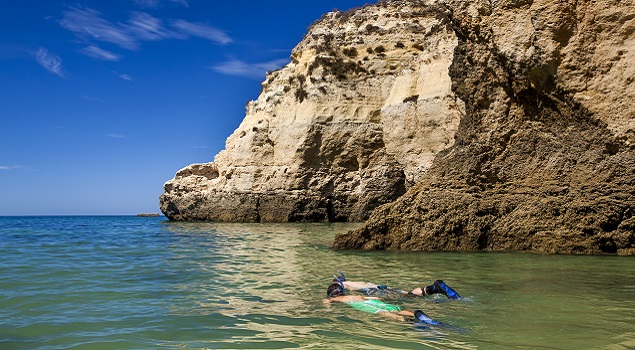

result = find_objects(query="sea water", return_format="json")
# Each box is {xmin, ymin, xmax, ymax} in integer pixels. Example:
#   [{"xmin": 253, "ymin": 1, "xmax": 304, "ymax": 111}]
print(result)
[{"xmin": 1, "ymin": 216, "xmax": 634, "ymax": 349}]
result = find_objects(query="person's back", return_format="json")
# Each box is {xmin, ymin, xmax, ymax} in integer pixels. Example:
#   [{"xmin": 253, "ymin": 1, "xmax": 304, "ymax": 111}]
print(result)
[{"xmin": 324, "ymin": 281, "xmax": 437, "ymax": 323}]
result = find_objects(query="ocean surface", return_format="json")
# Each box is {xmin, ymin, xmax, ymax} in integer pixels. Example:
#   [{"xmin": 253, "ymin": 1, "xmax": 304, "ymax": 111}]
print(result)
[{"xmin": 1, "ymin": 216, "xmax": 634, "ymax": 349}]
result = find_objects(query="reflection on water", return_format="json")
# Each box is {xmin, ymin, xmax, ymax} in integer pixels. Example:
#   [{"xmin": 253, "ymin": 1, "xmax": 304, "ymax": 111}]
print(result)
[
  {"xmin": 1, "ymin": 217, "xmax": 634, "ymax": 349},
  {"xmin": 161, "ymin": 222, "xmax": 359, "ymax": 348},
  {"xmin": 160, "ymin": 221, "xmax": 635, "ymax": 349},
  {"xmin": 164, "ymin": 223, "xmax": 306, "ymax": 316}
]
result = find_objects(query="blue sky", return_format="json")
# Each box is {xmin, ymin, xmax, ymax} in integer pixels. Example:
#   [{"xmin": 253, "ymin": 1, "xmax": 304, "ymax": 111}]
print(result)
[{"xmin": 0, "ymin": 0, "xmax": 370, "ymax": 215}]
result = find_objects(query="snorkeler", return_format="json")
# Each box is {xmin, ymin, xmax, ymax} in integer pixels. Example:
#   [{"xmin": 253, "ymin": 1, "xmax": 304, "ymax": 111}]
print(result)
[
  {"xmin": 324, "ymin": 278, "xmax": 440, "ymax": 325},
  {"xmin": 334, "ymin": 271, "xmax": 461, "ymax": 300}
]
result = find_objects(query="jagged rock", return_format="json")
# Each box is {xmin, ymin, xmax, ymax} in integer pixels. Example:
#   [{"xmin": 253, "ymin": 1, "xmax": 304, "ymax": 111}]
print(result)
[
  {"xmin": 161, "ymin": 0, "xmax": 635, "ymax": 254},
  {"xmin": 333, "ymin": 0, "xmax": 635, "ymax": 254},
  {"xmin": 160, "ymin": 1, "xmax": 462, "ymax": 222}
]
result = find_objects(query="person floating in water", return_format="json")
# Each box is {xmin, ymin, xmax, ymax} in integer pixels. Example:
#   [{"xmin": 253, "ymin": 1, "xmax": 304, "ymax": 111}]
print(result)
[
  {"xmin": 334, "ymin": 271, "xmax": 461, "ymax": 299},
  {"xmin": 324, "ymin": 278, "xmax": 440, "ymax": 324},
  {"xmin": 324, "ymin": 272, "xmax": 462, "ymax": 325}
]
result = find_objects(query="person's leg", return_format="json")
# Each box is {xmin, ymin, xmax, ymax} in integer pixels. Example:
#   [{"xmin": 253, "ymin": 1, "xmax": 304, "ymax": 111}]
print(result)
[
  {"xmin": 376, "ymin": 311, "xmax": 407, "ymax": 321},
  {"xmin": 397, "ymin": 310, "xmax": 414, "ymax": 317},
  {"xmin": 411, "ymin": 280, "xmax": 461, "ymax": 299},
  {"xmin": 386, "ymin": 309, "xmax": 442, "ymax": 325}
]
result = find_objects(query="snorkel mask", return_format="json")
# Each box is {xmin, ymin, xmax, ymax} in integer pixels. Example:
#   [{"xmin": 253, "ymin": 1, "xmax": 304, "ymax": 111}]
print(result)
[{"xmin": 327, "ymin": 276, "xmax": 346, "ymax": 297}]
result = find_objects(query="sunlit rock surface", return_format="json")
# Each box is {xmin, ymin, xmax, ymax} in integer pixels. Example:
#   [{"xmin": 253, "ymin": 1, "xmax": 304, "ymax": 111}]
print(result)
[
  {"xmin": 161, "ymin": 1, "xmax": 462, "ymax": 222},
  {"xmin": 162, "ymin": 0, "xmax": 635, "ymax": 254},
  {"xmin": 333, "ymin": 0, "xmax": 635, "ymax": 255}
]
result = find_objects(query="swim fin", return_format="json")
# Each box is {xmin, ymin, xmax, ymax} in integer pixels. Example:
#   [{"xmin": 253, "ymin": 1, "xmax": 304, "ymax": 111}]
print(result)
[
  {"xmin": 434, "ymin": 280, "xmax": 461, "ymax": 300},
  {"xmin": 414, "ymin": 310, "xmax": 440, "ymax": 325}
]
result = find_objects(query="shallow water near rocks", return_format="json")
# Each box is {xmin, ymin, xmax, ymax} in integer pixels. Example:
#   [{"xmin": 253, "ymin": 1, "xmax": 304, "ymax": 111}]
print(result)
[{"xmin": 1, "ymin": 216, "xmax": 634, "ymax": 349}]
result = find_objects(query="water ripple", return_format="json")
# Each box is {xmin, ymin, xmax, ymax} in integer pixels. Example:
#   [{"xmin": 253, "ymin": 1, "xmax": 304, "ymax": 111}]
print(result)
[{"xmin": 1, "ymin": 217, "xmax": 635, "ymax": 349}]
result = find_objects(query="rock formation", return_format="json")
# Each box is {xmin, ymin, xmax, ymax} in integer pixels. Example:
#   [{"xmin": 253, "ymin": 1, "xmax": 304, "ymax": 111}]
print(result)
[
  {"xmin": 333, "ymin": 0, "xmax": 635, "ymax": 255},
  {"xmin": 161, "ymin": 1, "xmax": 463, "ymax": 222},
  {"xmin": 162, "ymin": 0, "xmax": 635, "ymax": 254}
]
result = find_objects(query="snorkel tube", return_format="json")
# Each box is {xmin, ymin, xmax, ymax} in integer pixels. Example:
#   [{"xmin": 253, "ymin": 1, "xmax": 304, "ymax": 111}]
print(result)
[
  {"xmin": 333, "ymin": 271, "xmax": 346, "ymax": 282},
  {"xmin": 327, "ymin": 272, "xmax": 346, "ymax": 297}
]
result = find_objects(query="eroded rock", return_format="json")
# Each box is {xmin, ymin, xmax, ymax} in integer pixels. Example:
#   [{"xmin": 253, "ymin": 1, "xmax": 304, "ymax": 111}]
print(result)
[
  {"xmin": 333, "ymin": 0, "xmax": 635, "ymax": 254},
  {"xmin": 161, "ymin": 2, "xmax": 461, "ymax": 222},
  {"xmin": 161, "ymin": 0, "xmax": 635, "ymax": 254}
]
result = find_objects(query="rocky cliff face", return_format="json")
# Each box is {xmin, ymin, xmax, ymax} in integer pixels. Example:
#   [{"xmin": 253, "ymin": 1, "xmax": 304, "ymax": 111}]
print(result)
[
  {"xmin": 161, "ymin": 0, "xmax": 635, "ymax": 254},
  {"xmin": 161, "ymin": 1, "xmax": 462, "ymax": 222},
  {"xmin": 333, "ymin": 0, "xmax": 635, "ymax": 254}
]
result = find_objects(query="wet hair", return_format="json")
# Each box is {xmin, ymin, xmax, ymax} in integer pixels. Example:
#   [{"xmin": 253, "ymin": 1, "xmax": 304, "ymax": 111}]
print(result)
[{"xmin": 327, "ymin": 282, "xmax": 344, "ymax": 297}]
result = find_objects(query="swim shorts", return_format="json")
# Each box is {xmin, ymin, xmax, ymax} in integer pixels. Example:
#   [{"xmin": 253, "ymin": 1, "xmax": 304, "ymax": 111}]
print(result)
[{"xmin": 347, "ymin": 299, "xmax": 401, "ymax": 314}]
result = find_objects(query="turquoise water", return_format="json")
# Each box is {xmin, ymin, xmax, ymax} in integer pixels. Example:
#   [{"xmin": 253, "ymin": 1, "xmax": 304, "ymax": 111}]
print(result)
[{"xmin": 1, "ymin": 216, "xmax": 634, "ymax": 349}]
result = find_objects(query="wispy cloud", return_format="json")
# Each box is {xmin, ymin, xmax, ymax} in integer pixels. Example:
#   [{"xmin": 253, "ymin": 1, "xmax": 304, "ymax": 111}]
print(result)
[
  {"xmin": 211, "ymin": 58, "xmax": 289, "ymax": 79},
  {"xmin": 126, "ymin": 12, "xmax": 180, "ymax": 41},
  {"xmin": 134, "ymin": 0, "xmax": 189, "ymax": 8},
  {"xmin": 35, "ymin": 47, "xmax": 64, "ymax": 77},
  {"xmin": 61, "ymin": 6, "xmax": 139, "ymax": 49},
  {"xmin": 118, "ymin": 73, "xmax": 133, "ymax": 81},
  {"xmin": 0, "ymin": 44, "xmax": 32, "ymax": 59},
  {"xmin": 60, "ymin": 6, "xmax": 231, "ymax": 60},
  {"xmin": 134, "ymin": 0, "xmax": 160, "ymax": 8},
  {"xmin": 0, "ymin": 165, "xmax": 25, "ymax": 171},
  {"xmin": 81, "ymin": 45, "xmax": 121, "ymax": 61},
  {"xmin": 106, "ymin": 133, "xmax": 127, "ymax": 138},
  {"xmin": 171, "ymin": 20, "xmax": 231, "ymax": 44},
  {"xmin": 170, "ymin": 0, "xmax": 189, "ymax": 7}
]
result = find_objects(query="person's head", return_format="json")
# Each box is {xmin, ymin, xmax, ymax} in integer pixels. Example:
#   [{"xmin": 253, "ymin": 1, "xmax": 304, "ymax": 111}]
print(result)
[{"xmin": 327, "ymin": 282, "xmax": 344, "ymax": 297}]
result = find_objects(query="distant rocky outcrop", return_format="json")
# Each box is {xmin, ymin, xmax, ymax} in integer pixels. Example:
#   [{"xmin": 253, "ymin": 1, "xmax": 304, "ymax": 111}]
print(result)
[{"xmin": 161, "ymin": 0, "xmax": 635, "ymax": 254}]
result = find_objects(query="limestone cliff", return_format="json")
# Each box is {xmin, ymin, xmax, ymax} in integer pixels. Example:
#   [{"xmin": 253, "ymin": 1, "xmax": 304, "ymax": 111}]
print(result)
[
  {"xmin": 161, "ymin": 1, "xmax": 462, "ymax": 222},
  {"xmin": 333, "ymin": 0, "xmax": 635, "ymax": 254},
  {"xmin": 161, "ymin": 0, "xmax": 635, "ymax": 254}
]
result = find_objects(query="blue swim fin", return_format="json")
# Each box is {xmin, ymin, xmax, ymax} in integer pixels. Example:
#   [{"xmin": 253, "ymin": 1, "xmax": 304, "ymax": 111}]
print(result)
[
  {"xmin": 434, "ymin": 280, "xmax": 461, "ymax": 300},
  {"xmin": 414, "ymin": 310, "xmax": 440, "ymax": 326}
]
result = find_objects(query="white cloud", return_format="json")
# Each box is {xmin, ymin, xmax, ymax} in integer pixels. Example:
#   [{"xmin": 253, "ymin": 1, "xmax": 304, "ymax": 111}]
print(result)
[
  {"xmin": 126, "ymin": 12, "xmax": 180, "ymax": 41},
  {"xmin": 81, "ymin": 45, "xmax": 121, "ymax": 61},
  {"xmin": 35, "ymin": 47, "xmax": 64, "ymax": 77},
  {"xmin": 60, "ymin": 6, "xmax": 232, "ymax": 59},
  {"xmin": 106, "ymin": 133, "xmax": 127, "ymax": 138},
  {"xmin": 119, "ymin": 73, "xmax": 133, "ymax": 81},
  {"xmin": 212, "ymin": 58, "xmax": 289, "ymax": 79},
  {"xmin": 61, "ymin": 6, "xmax": 138, "ymax": 49},
  {"xmin": 171, "ymin": 20, "xmax": 231, "ymax": 44},
  {"xmin": 0, "ymin": 165, "xmax": 25, "ymax": 171}
]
